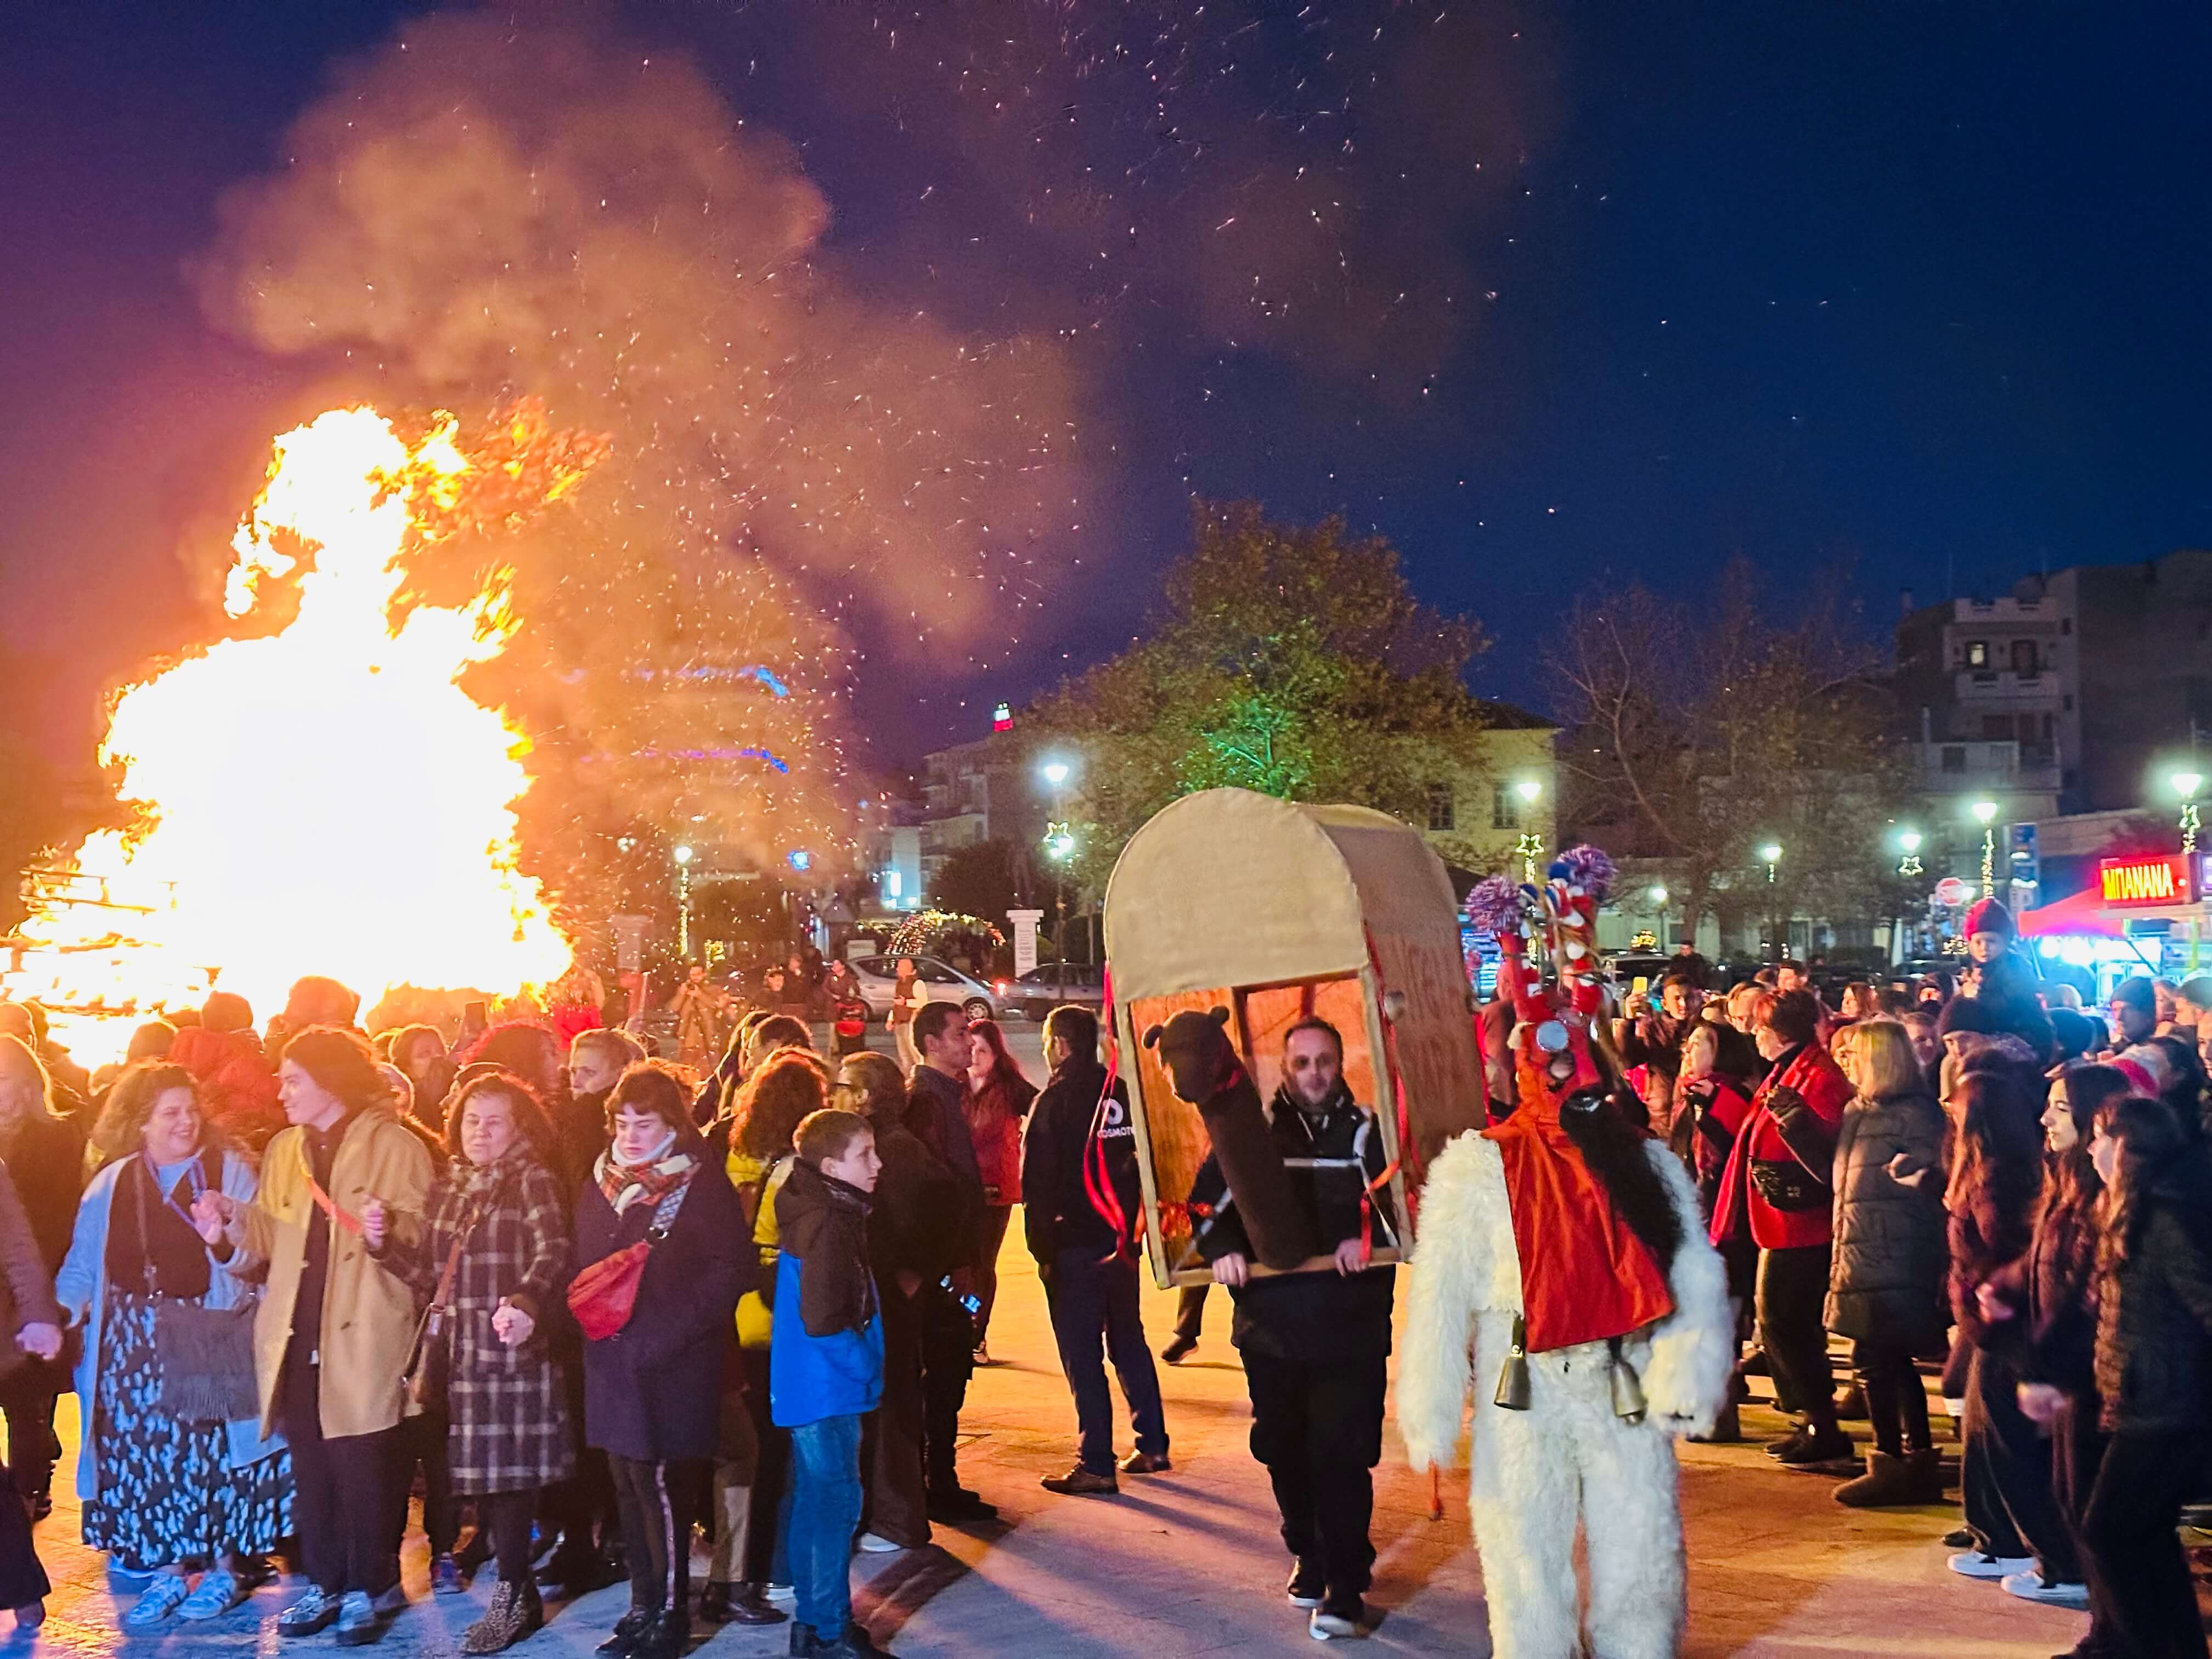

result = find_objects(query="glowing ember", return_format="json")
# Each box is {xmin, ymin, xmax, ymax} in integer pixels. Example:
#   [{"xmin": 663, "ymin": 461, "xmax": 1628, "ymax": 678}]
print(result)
[{"xmin": 11, "ymin": 407, "xmax": 583, "ymax": 1059}]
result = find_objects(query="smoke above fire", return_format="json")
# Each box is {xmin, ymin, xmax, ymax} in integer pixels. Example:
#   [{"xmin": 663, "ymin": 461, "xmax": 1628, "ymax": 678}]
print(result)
[{"xmin": 190, "ymin": 14, "xmax": 1085, "ymax": 887}]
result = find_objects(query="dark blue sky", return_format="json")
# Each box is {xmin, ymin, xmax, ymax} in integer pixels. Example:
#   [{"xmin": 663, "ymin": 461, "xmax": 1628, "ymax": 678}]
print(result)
[{"xmin": 5, "ymin": 3, "xmax": 2209, "ymax": 762}]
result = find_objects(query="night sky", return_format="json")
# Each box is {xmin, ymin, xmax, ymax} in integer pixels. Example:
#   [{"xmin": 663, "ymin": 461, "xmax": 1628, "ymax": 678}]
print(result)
[{"xmin": 5, "ymin": 3, "xmax": 2210, "ymax": 768}]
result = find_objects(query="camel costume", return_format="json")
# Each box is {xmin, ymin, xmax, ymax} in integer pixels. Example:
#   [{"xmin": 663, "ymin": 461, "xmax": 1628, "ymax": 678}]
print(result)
[{"xmin": 1399, "ymin": 852, "xmax": 1733, "ymax": 1659}]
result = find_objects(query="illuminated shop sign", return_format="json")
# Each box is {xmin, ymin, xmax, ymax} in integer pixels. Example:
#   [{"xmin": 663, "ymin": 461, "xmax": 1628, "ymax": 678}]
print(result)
[{"xmin": 2098, "ymin": 854, "xmax": 2196, "ymax": 908}]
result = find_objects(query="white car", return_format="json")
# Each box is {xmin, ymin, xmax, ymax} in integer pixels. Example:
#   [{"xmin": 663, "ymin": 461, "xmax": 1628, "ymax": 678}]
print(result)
[{"xmin": 847, "ymin": 954, "xmax": 1002, "ymax": 1022}]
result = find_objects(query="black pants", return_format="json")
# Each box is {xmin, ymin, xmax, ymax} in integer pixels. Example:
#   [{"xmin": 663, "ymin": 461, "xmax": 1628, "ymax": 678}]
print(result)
[
  {"xmin": 279, "ymin": 1358, "xmax": 405, "ymax": 1598},
  {"xmin": 1851, "ymin": 1336, "xmax": 1931, "ymax": 1457},
  {"xmin": 1043, "ymin": 1250, "xmax": 1169, "ymax": 1475},
  {"xmin": 1754, "ymin": 1244, "xmax": 1833, "ymax": 1424},
  {"xmin": 1243, "ymin": 1348, "xmax": 1386, "ymax": 1616},
  {"xmin": 396, "ymin": 1409, "xmax": 459, "ymax": 1555},
  {"xmin": 1962, "ymin": 1345, "xmax": 2076, "ymax": 1579},
  {"xmin": 2079, "ymin": 1429, "xmax": 2211, "ymax": 1659},
  {"xmin": 477, "ymin": 1490, "xmax": 539, "ymax": 1585},
  {"xmin": 0, "ymin": 1376, "xmax": 58, "ymax": 1503},
  {"xmin": 607, "ymin": 1455, "xmax": 708, "ymax": 1616},
  {"xmin": 0, "ymin": 1447, "xmax": 47, "ymax": 1610},
  {"xmin": 920, "ymin": 1288, "xmax": 977, "ymax": 1495},
  {"xmin": 739, "ymin": 1347, "xmax": 789, "ymax": 1584},
  {"xmin": 1172, "ymin": 1283, "xmax": 1209, "ymax": 1344}
]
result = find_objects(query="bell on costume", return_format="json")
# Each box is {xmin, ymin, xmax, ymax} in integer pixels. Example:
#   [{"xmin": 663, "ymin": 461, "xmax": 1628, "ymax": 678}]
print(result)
[
  {"xmin": 1494, "ymin": 1313, "xmax": 1532, "ymax": 1412},
  {"xmin": 1607, "ymin": 1336, "xmax": 1647, "ymax": 1424}
]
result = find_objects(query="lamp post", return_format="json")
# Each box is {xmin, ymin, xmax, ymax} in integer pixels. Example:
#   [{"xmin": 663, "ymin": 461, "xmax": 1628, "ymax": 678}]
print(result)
[
  {"xmin": 1971, "ymin": 800, "xmax": 1999, "ymax": 899},
  {"xmin": 1039, "ymin": 759, "xmax": 1074, "ymax": 957},
  {"xmin": 673, "ymin": 843, "xmax": 694, "ymax": 960},
  {"xmin": 1897, "ymin": 828, "xmax": 1923, "ymax": 878},
  {"xmin": 2171, "ymin": 770, "xmax": 2204, "ymax": 856},
  {"xmin": 1758, "ymin": 843, "xmax": 1784, "ymax": 963}
]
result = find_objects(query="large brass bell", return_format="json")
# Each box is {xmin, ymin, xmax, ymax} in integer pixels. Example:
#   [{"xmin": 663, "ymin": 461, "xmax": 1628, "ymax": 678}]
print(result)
[
  {"xmin": 1607, "ymin": 1336, "xmax": 1647, "ymax": 1424},
  {"xmin": 1493, "ymin": 1314, "xmax": 1532, "ymax": 1411}
]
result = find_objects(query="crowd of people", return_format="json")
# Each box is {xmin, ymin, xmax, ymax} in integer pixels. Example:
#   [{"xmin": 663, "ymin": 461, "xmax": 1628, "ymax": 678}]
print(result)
[
  {"xmin": 0, "ymin": 966, "xmax": 1218, "ymax": 1657},
  {"xmin": 1612, "ymin": 898, "xmax": 2212, "ymax": 1658},
  {"xmin": 0, "ymin": 894, "xmax": 2208, "ymax": 1654}
]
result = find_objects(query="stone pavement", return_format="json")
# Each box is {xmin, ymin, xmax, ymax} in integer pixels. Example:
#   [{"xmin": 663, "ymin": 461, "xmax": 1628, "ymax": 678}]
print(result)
[{"xmin": 16, "ymin": 1221, "xmax": 2096, "ymax": 1657}]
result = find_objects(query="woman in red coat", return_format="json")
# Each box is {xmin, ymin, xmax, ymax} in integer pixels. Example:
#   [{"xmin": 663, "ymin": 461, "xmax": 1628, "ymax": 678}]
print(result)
[{"xmin": 1711, "ymin": 989, "xmax": 1853, "ymax": 1463}]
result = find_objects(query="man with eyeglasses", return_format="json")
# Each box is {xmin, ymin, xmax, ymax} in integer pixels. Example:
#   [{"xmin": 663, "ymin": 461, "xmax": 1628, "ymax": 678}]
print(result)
[{"xmin": 1188, "ymin": 1017, "xmax": 1397, "ymax": 1641}]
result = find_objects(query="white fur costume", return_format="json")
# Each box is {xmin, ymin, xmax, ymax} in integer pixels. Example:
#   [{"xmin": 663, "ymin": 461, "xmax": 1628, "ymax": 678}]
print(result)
[{"xmin": 1399, "ymin": 1130, "xmax": 1734, "ymax": 1659}]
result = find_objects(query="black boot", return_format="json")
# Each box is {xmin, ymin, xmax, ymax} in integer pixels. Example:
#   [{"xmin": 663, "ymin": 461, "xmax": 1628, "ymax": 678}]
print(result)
[
  {"xmin": 596, "ymin": 1605, "xmax": 652, "ymax": 1657},
  {"xmin": 633, "ymin": 1606, "xmax": 689, "ymax": 1659}
]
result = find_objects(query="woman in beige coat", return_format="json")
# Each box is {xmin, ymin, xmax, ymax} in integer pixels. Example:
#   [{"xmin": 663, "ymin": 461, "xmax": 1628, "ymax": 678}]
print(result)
[{"xmin": 194, "ymin": 1025, "xmax": 432, "ymax": 1647}]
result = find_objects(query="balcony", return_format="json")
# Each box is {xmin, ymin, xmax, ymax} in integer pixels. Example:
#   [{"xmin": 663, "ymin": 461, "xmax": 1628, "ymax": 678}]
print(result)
[
  {"xmin": 1915, "ymin": 740, "xmax": 2062, "ymax": 797},
  {"xmin": 1953, "ymin": 668, "xmax": 2061, "ymax": 703}
]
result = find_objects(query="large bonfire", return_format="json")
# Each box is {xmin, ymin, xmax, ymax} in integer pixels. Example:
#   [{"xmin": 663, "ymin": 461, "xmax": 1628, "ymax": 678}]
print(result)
[{"xmin": 10, "ymin": 404, "xmax": 601, "ymax": 1059}]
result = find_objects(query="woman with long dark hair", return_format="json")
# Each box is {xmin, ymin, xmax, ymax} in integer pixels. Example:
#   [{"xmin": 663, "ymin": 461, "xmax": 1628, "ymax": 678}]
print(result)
[
  {"xmin": 363, "ymin": 1070, "xmax": 574, "ymax": 1653},
  {"xmin": 1980, "ymin": 1064, "xmax": 2130, "ymax": 1626},
  {"xmin": 1943, "ymin": 1052, "xmax": 2057, "ymax": 1585},
  {"xmin": 963, "ymin": 1019, "xmax": 1034, "ymax": 1364},
  {"xmin": 575, "ymin": 1061, "xmax": 749, "ymax": 1659},
  {"xmin": 2075, "ymin": 1094, "xmax": 2212, "ymax": 1657},
  {"xmin": 0, "ymin": 1033, "xmax": 82, "ymax": 1520}
]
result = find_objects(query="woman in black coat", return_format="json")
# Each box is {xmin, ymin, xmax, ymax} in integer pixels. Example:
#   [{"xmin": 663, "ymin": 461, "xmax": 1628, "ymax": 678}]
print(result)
[
  {"xmin": 1985, "ymin": 1064, "xmax": 2126, "ymax": 1625},
  {"xmin": 2076, "ymin": 1094, "xmax": 2212, "ymax": 1659},
  {"xmin": 1824, "ymin": 1020, "xmax": 1948, "ymax": 1506},
  {"xmin": 574, "ymin": 1062, "xmax": 750, "ymax": 1659}
]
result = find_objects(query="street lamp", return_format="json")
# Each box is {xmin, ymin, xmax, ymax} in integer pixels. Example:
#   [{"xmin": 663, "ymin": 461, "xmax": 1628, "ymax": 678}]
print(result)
[
  {"xmin": 1758, "ymin": 843, "xmax": 1782, "ymax": 883},
  {"xmin": 1970, "ymin": 800, "xmax": 1999, "ymax": 899},
  {"xmin": 672, "ymin": 844, "xmax": 695, "ymax": 959},
  {"xmin": 1897, "ymin": 828, "xmax": 1923, "ymax": 878},
  {"xmin": 1040, "ymin": 761, "xmax": 1071, "ymax": 788},
  {"xmin": 1648, "ymin": 885, "xmax": 1669, "ymax": 909},
  {"xmin": 2171, "ymin": 770, "xmax": 2204, "ymax": 856}
]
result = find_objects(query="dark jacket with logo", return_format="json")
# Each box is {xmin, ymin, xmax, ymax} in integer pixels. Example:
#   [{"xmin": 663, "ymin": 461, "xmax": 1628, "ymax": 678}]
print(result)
[
  {"xmin": 1020, "ymin": 1057, "xmax": 1135, "ymax": 1265},
  {"xmin": 1190, "ymin": 1081, "xmax": 1397, "ymax": 1367},
  {"xmin": 2094, "ymin": 1153, "xmax": 2212, "ymax": 1434}
]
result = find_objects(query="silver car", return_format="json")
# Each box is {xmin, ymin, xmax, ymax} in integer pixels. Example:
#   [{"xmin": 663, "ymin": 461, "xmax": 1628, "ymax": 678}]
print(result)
[{"xmin": 847, "ymin": 953, "xmax": 1002, "ymax": 1022}]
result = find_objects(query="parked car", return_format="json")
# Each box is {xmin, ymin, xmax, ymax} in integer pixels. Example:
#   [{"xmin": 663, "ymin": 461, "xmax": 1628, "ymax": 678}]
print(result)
[
  {"xmin": 994, "ymin": 961, "xmax": 1107, "ymax": 1023},
  {"xmin": 848, "ymin": 953, "xmax": 1002, "ymax": 1022}
]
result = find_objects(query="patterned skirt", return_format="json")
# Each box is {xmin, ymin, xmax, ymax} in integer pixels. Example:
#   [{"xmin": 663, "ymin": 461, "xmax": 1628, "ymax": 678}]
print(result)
[{"xmin": 79, "ymin": 1288, "xmax": 291, "ymax": 1572}]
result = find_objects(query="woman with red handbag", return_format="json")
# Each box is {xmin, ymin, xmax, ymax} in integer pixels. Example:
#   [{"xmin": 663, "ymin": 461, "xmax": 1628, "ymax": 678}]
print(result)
[{"xmin": 571, "ymin": 1061, "xmax": 751, "ymax": 1659}]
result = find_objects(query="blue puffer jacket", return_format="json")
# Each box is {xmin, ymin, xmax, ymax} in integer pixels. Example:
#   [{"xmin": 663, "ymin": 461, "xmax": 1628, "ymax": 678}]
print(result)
[{"xmin": 768, "ymin": 1159, "xmax": 884, "ymax": 1428}]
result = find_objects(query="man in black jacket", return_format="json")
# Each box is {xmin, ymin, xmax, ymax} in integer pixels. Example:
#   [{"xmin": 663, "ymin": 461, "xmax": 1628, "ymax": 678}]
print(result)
[
  {"xmin": 1191, "ymin": 1017, "xmax": 1396, "ymax": 1641},
  {"xmin": 1021, "ymin": 1007, "xmax": 1170, "ymax": 1497}
]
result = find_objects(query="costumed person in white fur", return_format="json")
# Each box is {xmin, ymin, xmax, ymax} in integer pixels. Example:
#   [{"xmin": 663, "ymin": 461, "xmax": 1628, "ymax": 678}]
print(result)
[{"xmin": 1399, "ymin": 850, "xmax": 1735, "ymax": 1659}]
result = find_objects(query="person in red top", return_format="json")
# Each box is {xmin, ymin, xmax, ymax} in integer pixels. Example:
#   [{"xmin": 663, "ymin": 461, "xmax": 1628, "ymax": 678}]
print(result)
[
  {"xmin": 1712, "ymin": 988, "xmax": 1853, "ymax": 1464},
  {"xmin": 166, "ymin": 993, "xmax": 284, "ymax": 1152},
  {"xmin": 962, "ymin": 1020, "xmax": 1035, "ymax": 1364}
]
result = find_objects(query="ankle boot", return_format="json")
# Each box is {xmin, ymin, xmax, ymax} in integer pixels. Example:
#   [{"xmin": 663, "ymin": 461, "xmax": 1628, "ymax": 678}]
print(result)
[
  {"xmin": 634, "ymin": 1606, "xmax": 690, "ymax": 1659},
  {"xmin": 462, "ymin": 1578, "xmax": 544, "ymax": 1654},
  {"xmin": 1903, "ymin": 1447, "xmax": 1947, "ymax": 1503},
  {"xmin": 1835, "ymin": 1448, "xmax": 1936, "ymax": 1508}
]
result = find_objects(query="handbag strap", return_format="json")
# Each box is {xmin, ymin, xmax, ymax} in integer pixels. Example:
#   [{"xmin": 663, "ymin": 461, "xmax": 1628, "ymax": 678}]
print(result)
[{"xmin": 643, "ymin": 1175, "xmax": 692, "ymax": 1246}]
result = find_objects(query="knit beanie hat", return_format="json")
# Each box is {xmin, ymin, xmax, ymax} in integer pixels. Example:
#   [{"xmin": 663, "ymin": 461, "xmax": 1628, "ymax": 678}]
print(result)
[
  {"xmin": 1962, "ymin": 897, "xmax": 2016, "ymax": 940},
  {"xmin": 2112, "ymin": 976, "xmax": 2157, "ymax": 1016},
  {"xmin": 2113, "ymin": 1043, "xmax": 2171, "ymax": 1099}
]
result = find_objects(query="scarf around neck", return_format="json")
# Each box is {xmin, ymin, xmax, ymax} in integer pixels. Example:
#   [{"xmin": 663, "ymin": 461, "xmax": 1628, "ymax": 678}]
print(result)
[{"xmin": 595, "ymin": 1144, "xmax": 695, "ymax": 1216}]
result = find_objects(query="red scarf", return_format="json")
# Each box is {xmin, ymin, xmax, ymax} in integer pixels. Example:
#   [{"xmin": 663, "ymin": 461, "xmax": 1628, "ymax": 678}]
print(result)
[{"xmin": 595, "ymin": 1149, "xmax": 694, "ymax": 1216}]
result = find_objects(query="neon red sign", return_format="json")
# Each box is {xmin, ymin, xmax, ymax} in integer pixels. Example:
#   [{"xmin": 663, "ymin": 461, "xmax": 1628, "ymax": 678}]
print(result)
[{"xmin": 2098, "ymin": 854, "xmax": 2195, "ymax": 907}]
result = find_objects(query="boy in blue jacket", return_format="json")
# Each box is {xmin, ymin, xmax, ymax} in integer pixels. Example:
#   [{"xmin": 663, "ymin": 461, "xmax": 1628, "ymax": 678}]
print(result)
[{"xmin": 771, "ymin": 1108, "xmax": 889, "ymax": 1658}]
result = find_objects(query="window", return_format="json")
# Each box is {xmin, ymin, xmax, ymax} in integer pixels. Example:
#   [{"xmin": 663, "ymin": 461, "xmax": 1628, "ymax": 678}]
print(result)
[
  {"xmin": 1426, "ymin": 782, "xmax": 1457, "ymax": 833},
  {"xmin": 915, "ymin": 961, "xmax": 961, "ymax": 984},
  {"xmin": 1491, "ymin": 783, "xmax": 1520, "ymax": 831},
  {"xmin": 2061, "ymin": 618, "xmax": 2072, "ymax": 636},
  {"xmin": 1981, "ymin": 715, "xmax": 2013, "ymax": 741},
  {"xmin": 2063, "ymin": 694, "xmax": 2074, "ymax": 712},
  {"xmin": 1966, "ymin": 639, "xmax": 1990, "ymax": 668},
  {"xmin": 2011, "ymin": 639, "xmax": 2038, "ymax": 675},
  {"xmin": 1941, "ymin": 746, "xmax": 1967, "ymax": 774}
]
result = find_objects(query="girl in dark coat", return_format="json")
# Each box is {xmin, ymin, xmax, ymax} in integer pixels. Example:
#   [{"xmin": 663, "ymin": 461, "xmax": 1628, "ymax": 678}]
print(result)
[
  {"xmin": 574, "ymin": 1062, "xmax": 749, "ymax": 1659},
  {"xmin": 365, "ymin": 1071, "xmax": 574, "ymax": 1654},
  {"xmin": 1985, "ymin": 1064, "xmax": 2125, "ymax": 1625},
  {"xmin": 2076, "ymin": 1094, "xmax": 2212, "ymax": 1659},
  {"xmin": 1943, "ymin": 1047, "xmax": 2058, "ymax": 1585},
  {"xmin": 1825, "ymin": 1020, "xmax": 1948, "ymax": 1506}
]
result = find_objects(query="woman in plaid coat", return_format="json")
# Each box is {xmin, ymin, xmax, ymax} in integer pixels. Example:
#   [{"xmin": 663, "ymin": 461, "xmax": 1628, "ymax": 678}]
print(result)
[{"xmin": 365, "ymin": 1069, "xmax": 574, "ymax": 1654}]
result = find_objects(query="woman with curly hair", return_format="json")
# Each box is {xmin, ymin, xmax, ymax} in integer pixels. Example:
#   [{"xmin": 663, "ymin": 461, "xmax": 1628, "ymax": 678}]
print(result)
[
  {"xmin": 362, "ymin": 1070, "xmax": 573, "ymax": 1652},
  {"xmin": 60, "ymin": 1062, "xmax": 284, "ymax": 1629},
  {"xmin": 696, "ymin": 1049, "xmax": 830, "ymax": 1627},
  {"xmin": 963, "ymin": 1019, "xmax": 1034, "ymax": 1363}
]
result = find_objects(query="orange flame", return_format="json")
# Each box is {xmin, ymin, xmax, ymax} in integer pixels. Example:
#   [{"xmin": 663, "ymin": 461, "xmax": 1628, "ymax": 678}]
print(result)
[{"xmin": 11, "ymin": 405, "xmax": 596, "ymax": 1061}]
